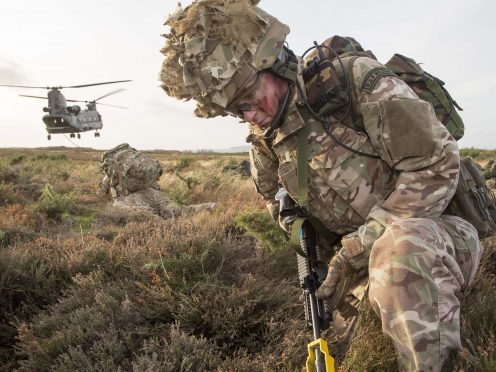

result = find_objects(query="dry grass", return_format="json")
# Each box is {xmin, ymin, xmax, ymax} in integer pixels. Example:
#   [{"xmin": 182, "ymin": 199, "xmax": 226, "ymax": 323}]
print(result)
[{"xmin": 0, "ymin": 147, "xmax": 494, "ymax": 371}]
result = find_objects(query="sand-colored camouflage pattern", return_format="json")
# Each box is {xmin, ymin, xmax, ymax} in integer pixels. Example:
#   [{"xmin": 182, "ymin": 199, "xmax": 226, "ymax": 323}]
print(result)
[
  {"xmin": 369, "ymin": 215, "xmax": 482, "ymax": 371},
  {"xmin": 112, "ymin": 188, "xmax": 216, "ymax": 219},
  {"xmin": 483, "ymin": 159, "xmax": 496, "ymax": 179},
  {"xmin": 100, "ymin": 143, "xmax": 163, "ymax": 197},
  {"xmin": 248, "ymin": 55, "xmax": 482, "ymax": 370},
  {"xmin": 160, "ymin": 0, "xmax": 289, "ymax": 118},
  {"xmin": 112, "ymin": 187, "xmax": 181, "ymax": 218},
  {"xmin": 101, "ymin": 144, "xmax": 216, "ymax": 219}
]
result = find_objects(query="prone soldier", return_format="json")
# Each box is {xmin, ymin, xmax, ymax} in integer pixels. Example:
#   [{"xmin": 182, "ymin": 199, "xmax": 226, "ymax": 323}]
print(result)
[{"xmin": 99, "ymin": 143, "xmax": 215, "ymax": 218}]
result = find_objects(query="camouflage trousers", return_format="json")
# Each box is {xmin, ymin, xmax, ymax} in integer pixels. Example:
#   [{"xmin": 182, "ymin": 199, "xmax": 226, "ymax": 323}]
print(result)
[
  {"xmin": 368, "ymin": 215, "xmax": 482, "ymax": 371},
  {"xmin": 113, "ymin": 188, "xmax": 216, "ymax": 219}
]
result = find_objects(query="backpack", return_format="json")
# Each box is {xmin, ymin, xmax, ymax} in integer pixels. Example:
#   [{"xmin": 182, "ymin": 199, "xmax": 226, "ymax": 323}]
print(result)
[
  {"xmin": 301, "ymin": 36, "xmax": 496, "ymax": 238},
  {"xmin": 385, "ymin": 54, "xmax": 464, "ymax": 140},
  {"xmin": 302, "ymin": 35, "xmax": 465, "ymax": 140},
  {"xmin": 102, "ymin": 143, "xmax": 163, "ymax": 194}
]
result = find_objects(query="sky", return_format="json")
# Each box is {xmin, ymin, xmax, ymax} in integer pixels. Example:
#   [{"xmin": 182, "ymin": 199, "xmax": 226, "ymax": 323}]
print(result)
[{"xmin": 0, "ymin": 0, "xmax": 494, "ymax": 151}]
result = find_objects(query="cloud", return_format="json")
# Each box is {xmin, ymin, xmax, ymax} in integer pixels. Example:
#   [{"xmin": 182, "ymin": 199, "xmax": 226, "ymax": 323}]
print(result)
[{"xmin": 0, "ymin": 60, "xmax": 33, "ymax": 85}]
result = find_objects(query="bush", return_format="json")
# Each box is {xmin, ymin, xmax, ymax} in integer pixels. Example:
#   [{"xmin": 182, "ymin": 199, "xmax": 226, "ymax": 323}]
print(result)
[
  {"xmin": 0, "ymin": 182, "xmax": 25, "ymax": 206},
  {"xmin": 235, "ymin": 210, "xmax": 287, "ymax": 253},
  {"xmin": 3, "ymin": 148, "xmax": 496, "ymax": 371},
  {"xmin": 37, "ymin": 183, "xmax": 76, "ymax": 221},
  {"xmin": 0, "ymin": 204, "xmax": 39, "ymax": 247},
  {"xmin": 176, "ymin": 155, "xmax": 194, "ymax": 171},
  {"xmin": 460, "ymin": 148, "xmax": 496, "ymax": 160}
]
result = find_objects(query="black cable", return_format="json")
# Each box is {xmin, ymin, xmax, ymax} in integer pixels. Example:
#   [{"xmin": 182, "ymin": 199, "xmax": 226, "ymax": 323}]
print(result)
[
  {"xmin": 294, "ymin": 80, "xmax": 380, "ymax": 159},
  {"xmin": 301, "ymin": 44, "xmax": 353, "ymax": 125},
  {"xmin": 298, "ymin": 44, "xmax": 380, "ymax": 159}
]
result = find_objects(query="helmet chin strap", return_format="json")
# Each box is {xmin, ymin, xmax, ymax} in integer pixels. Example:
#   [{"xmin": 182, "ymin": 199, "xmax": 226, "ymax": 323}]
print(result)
[{"xmin": 262, "ymin": 83, "xmax": 294, "ymax": 139}]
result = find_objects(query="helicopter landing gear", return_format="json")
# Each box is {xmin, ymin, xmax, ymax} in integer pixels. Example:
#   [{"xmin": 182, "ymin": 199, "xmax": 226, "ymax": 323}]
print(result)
[
  {"xmin": 47, "ymin": 134, "xmax": 51, "ymax": 140},
  {"xmin": 77, "ymin": 133, "xmax": 81, "ymax": 139},
  {"xmin": 94, "ymin": 132, "xmax": 100, "ymax": 137}
]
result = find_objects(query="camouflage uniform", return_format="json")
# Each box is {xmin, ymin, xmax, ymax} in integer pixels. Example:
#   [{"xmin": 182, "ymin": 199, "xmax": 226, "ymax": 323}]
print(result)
[
  {"xmin": 100, "ymin": 144, "xmax": 215, "ymax": 219},
  {"xmin": 160, "ymin": 2, "xmax": 482, "ymax": 370},
  {"xmin": 249, "ymin": 55, "xmax": 483, "ymax": 371}
]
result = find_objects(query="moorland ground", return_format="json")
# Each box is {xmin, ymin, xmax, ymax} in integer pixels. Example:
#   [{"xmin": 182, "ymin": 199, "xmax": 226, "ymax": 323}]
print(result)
[{"xmin": 0, "ymin": 147, "xmax": 495, "ymax": 371}]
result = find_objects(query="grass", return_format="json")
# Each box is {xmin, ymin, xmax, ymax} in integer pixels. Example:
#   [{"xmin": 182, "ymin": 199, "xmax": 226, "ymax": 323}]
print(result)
[{"xmin": 0, "ymin": 147, "xmax": 494, "ymax": 371}]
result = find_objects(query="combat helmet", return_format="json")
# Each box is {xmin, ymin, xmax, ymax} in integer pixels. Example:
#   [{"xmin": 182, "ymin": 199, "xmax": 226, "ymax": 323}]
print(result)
[{"xmin": 160, "ymin": 0, "xmax": 295, "ymax": 118}]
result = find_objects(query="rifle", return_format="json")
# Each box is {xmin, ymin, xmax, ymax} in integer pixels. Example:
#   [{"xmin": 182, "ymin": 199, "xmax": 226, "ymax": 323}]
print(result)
[{"xmin": 276, "ymin": 188, "xmax": 335, "ymax": 372}]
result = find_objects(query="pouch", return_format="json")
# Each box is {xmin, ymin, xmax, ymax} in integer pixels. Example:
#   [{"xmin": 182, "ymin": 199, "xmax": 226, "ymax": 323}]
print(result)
[{"xmin": 445, "ymin": 157, "xmax": 496, "ymax": 239}]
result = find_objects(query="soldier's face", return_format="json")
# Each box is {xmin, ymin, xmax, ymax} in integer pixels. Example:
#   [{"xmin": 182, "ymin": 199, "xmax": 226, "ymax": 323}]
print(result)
[{"xmin": 229, "ymin": 71, "xmax": 289, "ymax": 130}]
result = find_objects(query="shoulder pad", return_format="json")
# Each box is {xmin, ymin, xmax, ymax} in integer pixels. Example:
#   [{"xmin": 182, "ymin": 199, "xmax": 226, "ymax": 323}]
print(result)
[{"xmin": 351, "ymin": 57, "xmax": 397, "ymax": 94}]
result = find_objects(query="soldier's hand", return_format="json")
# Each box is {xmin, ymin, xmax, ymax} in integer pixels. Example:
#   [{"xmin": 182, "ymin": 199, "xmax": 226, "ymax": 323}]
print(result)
[
  {"xmin": 315, "ymin": 252, "xmax": 355, "ymax": 306},
  {"xmin": 315, "ymin": 234, "xmax": 369, "ymax": 312}
]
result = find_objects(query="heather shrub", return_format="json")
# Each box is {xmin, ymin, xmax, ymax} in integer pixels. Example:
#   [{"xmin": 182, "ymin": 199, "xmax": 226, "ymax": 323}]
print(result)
[
  {"xmin": 14, "ymin": 211, "xmax": 303, "ymax": 370},
  {"xmin": 455, "ymin": 236, "xmax": 496, "ymax": 370},
  {"xmin": 2, "ymin": 148, "xmax": 496, "ymax": 371},
  {"xmin": 132, "ymin": 326, "xmax": 226, "ymax": 371},
  {"xmin": 16, "ymin": 271, "xmax": 149, "ymax": 371},
  {"xmin": 0, "ymin": 181, "xmax": 25, "ymax": 206},
  {"xmin": 0, "ymin": 204, "xmax": 39, "ymax": 246}
]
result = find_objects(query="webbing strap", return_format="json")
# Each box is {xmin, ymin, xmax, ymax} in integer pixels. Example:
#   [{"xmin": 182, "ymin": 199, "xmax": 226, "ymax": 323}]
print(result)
[
  {"xmin": 426, "ymin": 78, "xmax": 452, "ymax": 115},
  {"xmin": 425, "ymin": 78, "xmax": 464, "ymax": 140},
  {"xmin": 308, "ymin": 216, "xmax": 339, "ymax": 246},
  {"xmin": 290, "ymin": 216, "xmax": 308, "ymax": 257},
  {"xmin": 290, "ymin": 114, "xmax": 339, "ymax": 256},
  {"xmin": 290, "ymin": 123, "xmax": 310, "ymax": 255},
  {"xmin": 297, "ymin": 123, "xmax": 310, "ymax": 211}
]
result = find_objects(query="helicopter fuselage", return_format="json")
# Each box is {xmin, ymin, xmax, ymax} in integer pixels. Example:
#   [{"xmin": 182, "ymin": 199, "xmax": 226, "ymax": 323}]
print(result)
[
  {"xmin": 42, "ymin": 89, "xmax": 103, "ymax": 134},
  {"xmin": 42, "ymin": 109, "xmax": 103, "ymax": 134}
]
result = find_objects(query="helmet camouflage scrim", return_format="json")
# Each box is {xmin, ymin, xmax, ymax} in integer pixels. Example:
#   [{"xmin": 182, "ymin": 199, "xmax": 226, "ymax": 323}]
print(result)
[{"xmin": 160, "ymin": 0, "xmax": 290, "ymax": 118}]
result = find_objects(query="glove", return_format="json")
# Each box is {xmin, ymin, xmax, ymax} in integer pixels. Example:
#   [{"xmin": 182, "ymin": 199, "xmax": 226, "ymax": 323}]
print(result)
[{"xmin": 315, "ymin": 234, "xmax": 370, "ymax": 313}]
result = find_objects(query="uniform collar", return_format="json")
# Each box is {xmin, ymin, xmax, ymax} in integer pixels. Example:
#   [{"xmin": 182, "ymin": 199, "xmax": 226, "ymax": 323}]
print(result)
[{"xmin": 273, "ymin": 58, "xmax": 307, "ymax": 146}]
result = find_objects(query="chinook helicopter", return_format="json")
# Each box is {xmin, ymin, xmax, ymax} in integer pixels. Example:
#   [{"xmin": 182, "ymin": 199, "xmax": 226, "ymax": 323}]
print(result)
[{"xmin": 0, "ymin": 80, "xmax": 130, "ymax": 140}]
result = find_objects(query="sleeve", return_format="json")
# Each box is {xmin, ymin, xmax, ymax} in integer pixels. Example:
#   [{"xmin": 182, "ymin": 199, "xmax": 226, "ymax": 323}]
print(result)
[
  {"xmin": 99, "ymin": 175, "xmax": 111, "ymax": 195},
  {"xmin": 351, "ymin": 57, "xmax": 460, "ymax": 253},
  {"xmin": 247, "ymin": 130, "xmax": 280, "ymax": 222}
]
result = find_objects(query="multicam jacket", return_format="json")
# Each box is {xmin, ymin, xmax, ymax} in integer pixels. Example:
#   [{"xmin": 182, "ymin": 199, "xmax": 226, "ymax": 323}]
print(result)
[{"xmin": 248, "ymin": 55, "xmax": 460, "ymax": 252}]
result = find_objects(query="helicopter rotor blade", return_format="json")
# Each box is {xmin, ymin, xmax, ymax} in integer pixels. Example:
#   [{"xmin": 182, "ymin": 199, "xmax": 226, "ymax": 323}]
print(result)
[
  {"xmin": 1, "ymin": 84, "xmax": 50, "ymax": 89},
  {"xmin": 93, "ymin": 88, "xmax": 126, "ymax": 102},
  {"xmin": 64, "ymin": 98, "xmax": 127, "ymax": 108},
  {"xmin": 95, "ymin": 102, "xmax": 127, "ymax": 109},
  {"xmin": 19, "ymin": 94, "xmax": 48, "ymax": 99},
  {"xmin": 61, "ymin": 80, "xmax": 131, "ymax": 89}
]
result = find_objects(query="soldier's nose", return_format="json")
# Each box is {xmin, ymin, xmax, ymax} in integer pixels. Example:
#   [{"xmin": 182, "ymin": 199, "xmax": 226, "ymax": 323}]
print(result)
[{"xmin": 243, "ymin": 110, "xmax": 257, "ymax": 123}]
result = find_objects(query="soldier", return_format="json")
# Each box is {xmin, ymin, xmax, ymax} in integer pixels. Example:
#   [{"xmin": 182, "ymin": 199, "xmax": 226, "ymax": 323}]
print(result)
[
  {"xmin": 100, "ymin": 143, "xmax": 215, "ymax": 218},
  {"xmin": 160, "ymin": 1, "xmax": 483, "ymax": 370}
]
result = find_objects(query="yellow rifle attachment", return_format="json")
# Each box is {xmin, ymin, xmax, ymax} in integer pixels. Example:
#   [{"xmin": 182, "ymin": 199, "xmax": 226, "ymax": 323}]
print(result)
[{"xmin": 306, "ymin": 338, "xmax": 335, "ymax": 372}]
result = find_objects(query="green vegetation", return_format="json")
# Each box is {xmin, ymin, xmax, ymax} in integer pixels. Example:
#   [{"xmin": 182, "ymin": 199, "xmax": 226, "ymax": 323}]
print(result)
[
  {"xmin": 37, "ymin": 183, "xmax": 76, "ymax": 221},
  {"xmin": 175, "ymin": 154, "xmax": 195, "ymax": 171},
  {"xmin": 460, "ymin": 147, "xmax": 496, "ymax": 160},
  {"xmin": 0, "ymin": 147, "xmax": 494, "ymax": 371},
  {"xmin": 235, "ymin": 210, "xmax": 287, "ymax": 253}
]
